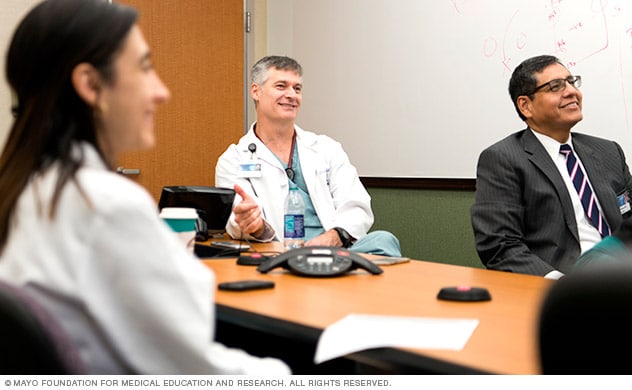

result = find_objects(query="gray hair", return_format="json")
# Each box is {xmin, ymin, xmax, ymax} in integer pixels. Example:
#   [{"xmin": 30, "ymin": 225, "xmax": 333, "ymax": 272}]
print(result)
[{"xmin": 250, "ymin": 55, "xmax": 303, "ymax": 85}]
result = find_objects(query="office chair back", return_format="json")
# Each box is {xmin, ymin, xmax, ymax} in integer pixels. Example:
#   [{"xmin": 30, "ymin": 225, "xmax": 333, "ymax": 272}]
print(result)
[
  {"xmin": 538, "ymin": 264, "xmax": 632, "ymax": 374},
  {"xmin": 0, "ymin": 280, "xmax": 86, "ymax": 374}
]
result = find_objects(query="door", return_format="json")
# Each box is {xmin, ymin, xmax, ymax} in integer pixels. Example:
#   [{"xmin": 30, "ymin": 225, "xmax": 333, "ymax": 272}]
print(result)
[{"xmin": 116, "ymin": 0, "xmax": 244, "ymax": 201}]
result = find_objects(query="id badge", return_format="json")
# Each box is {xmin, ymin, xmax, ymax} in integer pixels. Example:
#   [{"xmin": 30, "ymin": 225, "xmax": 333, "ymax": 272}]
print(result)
[
  {"xmin": 617, "ymin": 190, "xmax": 631, "ymax": 214},
  {"xmin": 237, "ymin": 158, "xmax": 261, "ymax": 178}
]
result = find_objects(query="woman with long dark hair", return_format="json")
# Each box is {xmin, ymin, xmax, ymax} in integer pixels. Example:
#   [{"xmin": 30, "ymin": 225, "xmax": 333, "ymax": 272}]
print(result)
[{"xmin": 0, "ymin": 0, "xmax": 289, "ymax": 374}]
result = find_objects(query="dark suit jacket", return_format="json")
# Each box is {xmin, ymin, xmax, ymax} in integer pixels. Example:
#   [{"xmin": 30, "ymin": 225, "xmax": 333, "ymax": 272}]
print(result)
[{"xmin": 471, "ymin": 128, "xmax": 632, "ymax": 276}]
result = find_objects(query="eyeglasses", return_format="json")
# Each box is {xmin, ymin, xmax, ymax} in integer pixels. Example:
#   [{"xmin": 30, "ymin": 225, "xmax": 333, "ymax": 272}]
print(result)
[{"xmin": 530, "ymin": 75, "xmax": 581, "ymax": 95}]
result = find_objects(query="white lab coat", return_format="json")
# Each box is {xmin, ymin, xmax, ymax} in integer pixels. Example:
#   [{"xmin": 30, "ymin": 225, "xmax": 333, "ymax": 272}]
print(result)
[
  {"xmin": 215, "ymin": 124, "xmax": 374, "ymax": 242},
  {"xmin": 0, "ymin": 142, "xmax": 290, "ymax": 375}
]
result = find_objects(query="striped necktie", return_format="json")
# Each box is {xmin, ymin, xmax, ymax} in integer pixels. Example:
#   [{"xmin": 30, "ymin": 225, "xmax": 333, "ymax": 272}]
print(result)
[{"xmin": 559, "ymin": 144, "xmax": 610, "ymax": 237}]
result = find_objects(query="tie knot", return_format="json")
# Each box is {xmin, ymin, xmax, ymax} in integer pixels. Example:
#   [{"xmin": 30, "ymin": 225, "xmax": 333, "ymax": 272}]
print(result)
[{"xmin": 560, "ymin": 144, "xmax": 572, "ymax": 153}]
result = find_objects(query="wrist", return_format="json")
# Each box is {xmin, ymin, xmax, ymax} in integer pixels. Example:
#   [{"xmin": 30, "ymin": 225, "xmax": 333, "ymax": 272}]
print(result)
[
  {"xmin": 333, "ymin": 227, "xmax": 355, "ymax": 248},
  {"xmin": 251, "ymin": 220, "xmax": 274, "ymax": 241}
]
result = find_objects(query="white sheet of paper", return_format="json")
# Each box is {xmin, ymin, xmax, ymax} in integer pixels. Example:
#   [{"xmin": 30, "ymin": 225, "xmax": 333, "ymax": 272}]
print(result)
[{"xmin": 314, "ymin": 314, "xmax": 479, "ymax": 364}]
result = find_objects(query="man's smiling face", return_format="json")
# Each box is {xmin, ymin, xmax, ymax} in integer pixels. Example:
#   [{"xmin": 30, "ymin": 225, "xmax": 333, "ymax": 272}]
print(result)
[{"xmin": 252, "ymin": 67, "xmax": 302, "ymax": 123}]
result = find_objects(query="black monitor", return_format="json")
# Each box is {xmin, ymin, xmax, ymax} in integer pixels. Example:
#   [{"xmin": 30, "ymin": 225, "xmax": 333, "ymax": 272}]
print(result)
[{"xmin": 158, "ymin": 186, "xmax": 235, "ymax": 236}]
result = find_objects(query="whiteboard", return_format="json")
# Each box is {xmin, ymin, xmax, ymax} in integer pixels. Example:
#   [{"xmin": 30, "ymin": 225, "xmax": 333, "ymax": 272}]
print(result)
[{"xmin": 266, "ymin": 0, "xmax": 632, "ymax": 178}]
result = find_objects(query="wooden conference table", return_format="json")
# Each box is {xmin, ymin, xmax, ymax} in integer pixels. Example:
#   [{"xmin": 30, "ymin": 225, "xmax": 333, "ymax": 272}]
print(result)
[{"xmin": 200, "ymin": 240, "xmax": 553, "ymax": 374}]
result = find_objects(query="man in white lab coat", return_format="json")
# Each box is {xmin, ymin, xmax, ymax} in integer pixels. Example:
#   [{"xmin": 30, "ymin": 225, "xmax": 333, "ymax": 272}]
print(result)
[{"xmin": 215, "ymin": 56, "xmax": 400, "ymax": 256}]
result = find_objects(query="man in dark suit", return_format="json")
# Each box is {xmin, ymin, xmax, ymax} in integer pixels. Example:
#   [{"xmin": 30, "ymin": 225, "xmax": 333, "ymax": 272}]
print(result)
[{"xmin": 471, "ymin": 54, "xmax": 632, "ymax": 278}]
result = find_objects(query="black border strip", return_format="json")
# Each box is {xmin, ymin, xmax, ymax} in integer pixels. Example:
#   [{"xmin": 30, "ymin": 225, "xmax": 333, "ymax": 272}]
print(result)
[{"xmin": 360, "ymin": 177, "xmax": 476, "ymax": 191}]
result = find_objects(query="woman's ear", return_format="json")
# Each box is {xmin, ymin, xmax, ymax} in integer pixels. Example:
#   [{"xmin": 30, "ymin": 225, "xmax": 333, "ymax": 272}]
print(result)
[{"xmin": 71, "ymin": 63, "xmax": 100, "ymax": 106}]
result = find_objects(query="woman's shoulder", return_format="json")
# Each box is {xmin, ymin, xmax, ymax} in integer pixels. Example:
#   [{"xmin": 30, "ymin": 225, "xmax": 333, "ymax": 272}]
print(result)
[
  {"xmin": 78, "ymin": 167, "xmax": 155, "ymax": 213},
  {"xmin": 76, "ymin": 143, "xmax": 156, "ymax": 210}
]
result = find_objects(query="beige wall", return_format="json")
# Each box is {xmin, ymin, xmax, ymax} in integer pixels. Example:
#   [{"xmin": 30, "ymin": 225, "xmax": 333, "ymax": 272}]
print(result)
[{"xmin": 0, "ymin": 0, "xmax": 39, "ymax": 152}]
